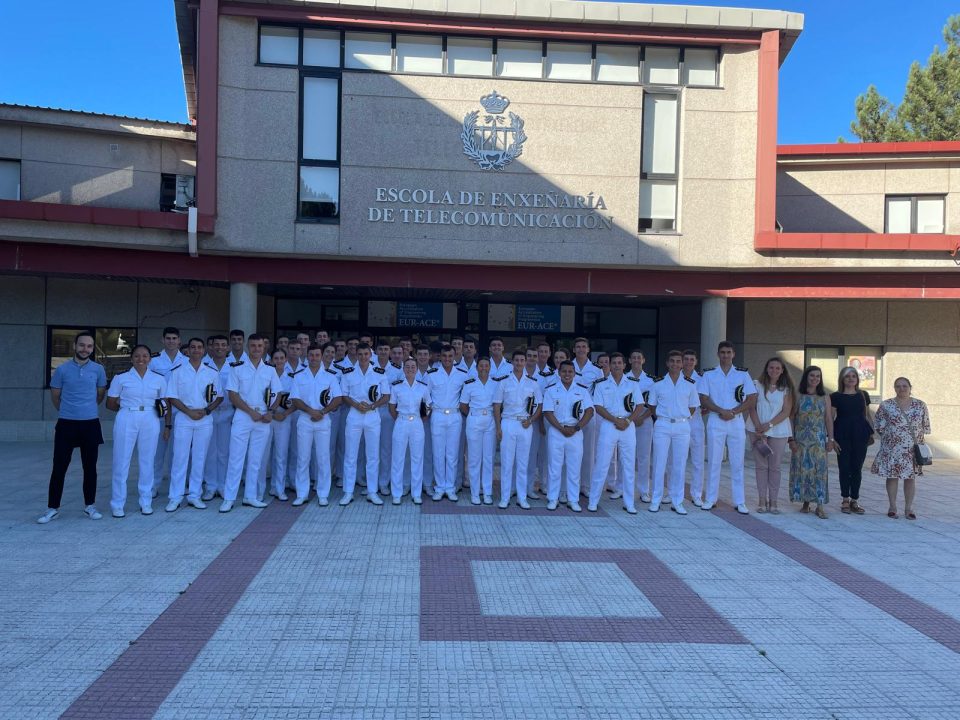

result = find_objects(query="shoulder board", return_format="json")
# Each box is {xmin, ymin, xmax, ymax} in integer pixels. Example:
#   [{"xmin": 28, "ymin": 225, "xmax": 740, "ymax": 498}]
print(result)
[
  {"xmin": 493, "ymin": 375, "xmax": 508, "ymax": 382},
  {"xmin": 230, "ymin": 360, "xmax": 244, "ymax": 367},
  {"xmin": 168, "ymin": 364, "xmax": 181, "ymax": 372},
  {"xmin": 373, "ymin": 367, "xmax": 385, "ymax": 374},
  {"xmin": 526, "ymin": 373, "xmax": 536, "ymax": 380},
  {"xmin": 264, "ymin": 361, "xmax": 275, "ymax": 368},
  {"xmin": 544, "ymin": 382, "xmax": 557, "ymax": 390},
  {"xmin": 463, "ymin": 378, "xmax": 476, "ymax": 384},
  {"xmin": 150, "ymin": 369, "xmax": 165, "ymax": 377},
  {"xmin": 287, "ymin": 368, "xmax": 305, "ymax": 377},
  {"xmin": 576, "ymin": 383, "xmax": 590, "ymax": 389},
  {"xmin": 390, "ymin": 362, "xmax": 402, "ymax": 369},
  {"xmin": 340, "ymin": 366, "xmax": 354, "ymax": 374},
  {"xmin": 539, "ymin": 369, "xmax": 554, "ymax": 376},
  {"xmin": 416, "ymin": 380, "xmax": 428, "ymax": 386},
  {"xmin": 684, "ymin": 375, "xmax": 696, "ymax": 384},
  {"xmin": 593, "ymin": 377, "xmax": 606, "ymax": 385},
  {"xmin": 427, "ymin": 367, "xmax": 438, "ymax": 374},
  {"xmin": 626, "ymin": 375, "xmax": 639, "ymax": 381},
  {"xmin": 735, "ymin": 366, "xmax": 749, "ymax": 372},
  {"xmin": 151, "ymin": 351, "xmax": 160, "ymax": 358},
  {"xmin": 325, "ymin": 367, "xmax": 338, "ymax": 375},
  {"xmin": 391, "ymin": 379, "xmax": 403, "ymax": 386},
  {"xmin": 702, "ymin": 367, "xmax": 715, "ymax": 373},
  {"xmin": 653, "ymin": 375, "xmax": 664, "ymax": 383},
  {"xmin": 455, "ymin": 366, "xmax": 467, "ymax": 373}
]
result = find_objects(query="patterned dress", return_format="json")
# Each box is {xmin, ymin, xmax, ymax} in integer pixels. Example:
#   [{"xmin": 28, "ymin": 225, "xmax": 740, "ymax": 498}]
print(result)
[
  {"xmin": 790, "ymin": 394, "xmax": 828, "ymax": 504},
  {"xmin": 871, "ymin": 398, "xmax": 931, "ymax": 481}
]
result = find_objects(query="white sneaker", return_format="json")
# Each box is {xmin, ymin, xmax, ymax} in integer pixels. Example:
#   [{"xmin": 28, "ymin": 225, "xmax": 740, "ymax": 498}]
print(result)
[
  {"xmin": 624, "ymin": 506, "xmax": 638, "ymax": 515},
  {"xmin": 339, "ymin": 494, "xmax": 354, "ymax": 506},
  {"xmin": 36, "ymin": 509, "xmax": 58, "ymax": 524},
  {"xmin": 559, "ymin": 494, "xmax": 568, "ymax": 504},
  {"xmin": 640, "ymin": 493, "xmax": 652, "ymax": 504},
  {"xmin": 201, "ymin": 490, "xmax": 216, "ymax": 502},
  {"xmin": 701, "ymin": 502, "xmax": 714, "ymax": 511},
  {"xmin": 692, "ymin": 497, "xmax": 703, "ymax": 508},
  {"xmin": 498, "ymin": 500, "xmax": 509, "ymax": 509},
  {"xmin": 432, "ymin": 491, "xmax": 443, "ymax": 501},
  {"xmin": 392, "ymin": 497, "xmax": 402, "ymax": 506},
  {"xmin": 569, "ymin": 501, "xmax": 582, "ymax": 513},
  {"xmin": 292, "ymin": 497, "xmax": 306, "ymax": 507},
  {"xmin": 187, "ymin": 498, "xmax": 206, "ymax": 510},
  {"xmin": 445, "ymin": 490, "xmax": 459, "ymax": 502},
  {"xmin": 649, "ymin": 503, "xmax": 660, "ymax": 513},
  {"xmin": 277, "ymin": 494, "xmax": 288, "ymax": 502},
  {"xmin": 547, "ymin": 499, "xmax": 558, "ymax": 511},
  {"xmin": 84, "ymin": 505, "xmax": 102, "ymax": 520},
  {"xmin": 112, "ymin": 508, "xmax": 125, "ymax": 518},
  {"xmin": 587, "ymin": 502, "xmax": 598, "ymax": 513},
  {"xmin": 471, "ymin": 497, "xmax": 481, "ymax": 505},
  {"xmin": 672, "ymin": 503, "xmax": 688, "ymax": 515},
  {"xmin": 140, "ymin": 504, "xmax": 154, "ymax": 516},
  {"xmin": 368, "ymin": 494, "xmax": 384, "ymax": 506},
  {"xmin": 483, "ymin": 495, "xmax": 493, "ymax": 505},
  {"xmin": 736, "ymin": 504, "xmax": 750, "ymax": 515},
  {"xmin": 318, "ymin": 497, "xmax": 329, "ymax": 507},
  {"xmin": 518, "ymin": 498, "xmax": 531, "ymax": 510},
  {"xmin": 412, "ymin": 496, "xmax": 423, "ymax": 505},
  {"xmin": 243, "ymin": 498, "xmax": 268, "ymax": 508},
  {"xmin": 609, "ymin": 490, "xmax": 623, "ymax": 500},
  {"xmin": 219, "ymin": 500, "xmax": 234, "ymax": 513},
  {"xmin": 165, "ymin": 500, "xmax": 181, "ymax": 513}
]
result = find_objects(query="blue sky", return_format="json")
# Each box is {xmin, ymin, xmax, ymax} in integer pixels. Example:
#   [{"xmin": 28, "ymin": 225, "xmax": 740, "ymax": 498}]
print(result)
[{"xmin": 0, "ymin": 0, "xmax": 955, "ymax": 143}]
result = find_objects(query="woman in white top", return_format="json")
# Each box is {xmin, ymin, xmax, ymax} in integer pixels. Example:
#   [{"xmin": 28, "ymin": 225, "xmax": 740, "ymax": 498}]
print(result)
[
  {"xmin": 746, "ymin": 357, "xmax": 795, "ymax": 514},
  {"xmin": 106, "ymin": 345, "xmax": 168, "ymax": 517},
  {"xmin": 459, "ymin": 357, "xmax": 497, "ymax": 505}
]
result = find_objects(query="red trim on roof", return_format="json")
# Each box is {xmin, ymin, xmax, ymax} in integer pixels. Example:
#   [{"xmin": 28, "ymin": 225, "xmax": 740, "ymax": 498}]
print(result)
[
  {"xmin": 754, "ymin": 31, "xmax": 779, "ymax": 241},
  {"xmin": 777, "ymin": 141, "xmax": 960, "ymax": 157},
  {"xmin": 195, "ymin": 0, "xmax": 219, "ymax": 220},
  {"xmin": 0, "ymin": 200, "xmax": 215, "ymax": 233},
  {"xmin": 756, "ymin": 231, "xmax": 960, "ymax": 253}
]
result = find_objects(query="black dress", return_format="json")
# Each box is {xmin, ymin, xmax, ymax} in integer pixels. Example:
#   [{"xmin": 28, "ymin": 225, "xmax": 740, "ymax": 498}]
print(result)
[{"xmin": 830, "ymin": 390, "xmax": 873, "ymax": 500}]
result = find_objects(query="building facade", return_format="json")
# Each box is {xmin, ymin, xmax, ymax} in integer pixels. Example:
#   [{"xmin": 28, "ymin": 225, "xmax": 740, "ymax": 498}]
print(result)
[{"xmin": 1, "ymin": 0, "xmax": 959, "ymax": 454}]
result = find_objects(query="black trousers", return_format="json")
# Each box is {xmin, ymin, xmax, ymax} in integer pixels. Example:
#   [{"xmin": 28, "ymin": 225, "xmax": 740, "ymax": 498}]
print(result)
[
  {"xmin": 48, "ymin": 419, "xmax": 104, "ymax": 509},
  {"xmin": 835, "ymin": 432, "xmax": 868, "ymax": 500}
]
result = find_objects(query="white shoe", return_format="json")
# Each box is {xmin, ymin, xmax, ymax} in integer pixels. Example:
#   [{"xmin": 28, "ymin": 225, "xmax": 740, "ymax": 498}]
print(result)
[
  {"xmin": 649, "ymin": 503, "xmax": 660, "ymax": 513},
  {"xmin": 277, "ymin": 494, "xmax": 288, "ymax": 502},
  {"xmin": 569, "ymin": 501, "xmax": 582, "ymax": 513},
  {"xmin": 165, "ymin": 500, "xmax": 180, "ymax": 513},
  {"xmin": 243, "ymin": 498, "xmax": 268, "ymax": 508},
  {"xmin": 37, "ymin": 509, "xmax": 58, "ymax": 524},
  {"xmin": 445, "ymin": 490, "xmax": 459, "ymax": 502},
  {"xmin": 528, "ymin": 490, "xmax": 543, "ymax": 500},
  {"xmin": 587, "ymin": 503, "xmax": 598, "ymax": 513},
  {"xmin": 609, "ymin": 490, "xmax": 623, "ymax": 500},
  {"xmin": 412, "ymin": 496, "xmax": 422, "ymax": 505},
  {"xmin": 483, "ymin": 495, "xmax": 493, "ymax": 505},
  {"xmin": 201, "ymin": 490, "xmax": 216, "ymax": 502},
  {"xmin": 672, "ymin": 503, "xmax": 688, "ymax": 515},
  {"xmin": 701, "ymin": 502, "xmax": 715, "ymax": 511},
  {"xmin": 112, "ymin": 508, "xmax": 125, "ymax": 518},
  {"xmin": 140, "ymin": 504, "xmax": 154, "ymax": 516},
  {"xmin": 559, "ymin": 494, "xmax": 568, "ymax": 504},
  {"xmin": 368, "ymin": 494, "xmax": 384, "ymax": 506},
  {"xmin": 692, "ymin": 497, "xmax": 703, "ymax": 508},
  {"xmin": 547, "ymin": 499, "xmax": 558, "ymax": 511},
  {"xmin": 432, "ymin": 491, "xmax": 443, "ymax": 501},
  {"xmin": 339, "ymin": 493, "xmax": 354, "ymax": 506},
  {"xmin": 292, "ymin": 497, "xmax": 306, "ymax": 507},
  {"xmin": 518, "ymin": 498, "xmax": 531, "ymax": 510},
  {"xmin": 187, "ymin": 498, "xmax": 206, "ymax": 510},
  {"xmin": 84, "ymin": 505, "xmax": 102, "ymax": 520},
  {"xmin": 736, "ymin": 504, "xmax": 750, "ymax": 515},
  {"xmin": 471, "ymin": 497, "xmax": 481, "ymax": 505},
  {"xmin": 318, "ymin": 497, "xmax": 329, "ymax": 507},
  {"xmin": 497, "ymin": 500, "xmax": 509, "ymax": 509},
  {"xmin": 219, "ymin": 500, "xmax": 234, "ymax": 513},
  {"xmin": 624, "ymin": 506, "xmax": 638, "ymax": 515},
  {"xmin": 640, "ymin": 493, "xmax": 652, "ymax": 504}
]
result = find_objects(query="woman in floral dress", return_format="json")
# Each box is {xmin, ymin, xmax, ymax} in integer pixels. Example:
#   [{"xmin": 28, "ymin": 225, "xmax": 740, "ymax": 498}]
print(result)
[
  {"xmin": 872, "ymin": 377, "xmax": 931, "ymax": 520},
  {"xmin": 789, "ymin": 366, "xmax": 836, "ymax": 519}
]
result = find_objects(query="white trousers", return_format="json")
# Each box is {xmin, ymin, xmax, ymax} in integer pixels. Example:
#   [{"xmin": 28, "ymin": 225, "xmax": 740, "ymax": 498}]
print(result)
[
  {"xmin": 391, "ymin": 413, "xmax": 425, "ymax": 498},
  {"xmin": 526, "ymin": 421, "xmax": 547, "ymax": 493},
  {"xmin": 706, "ymin": 415, "xmax": 747, "ymax": 506},
  {"xmin": 285, "ymin": 410, "xmax": 300, "ymax": 489},
  {"xmin": 223, "ymin": 412, "xmax": 272, "ymax": 503},
  {"xmin": 651, "ymin": 420, "xmax": 691, "ymax": 507},
  {"xmin": 111, "ymin": 409, "xmax": 160, "ymax": 512},
  {"xmin": 169, "ymin": 415, "xmax": 213, "ymax": 503},
  {"xmin": 455, "ymin": 421, "xmax": 467, "ymax": 490},
  {"xmin": 344, "ymin": 409, "xmax": 380, "ymax": 496},
  {"xmin": 499, "ymin": 418, "xmax": 532, "ymax": 503},
  {"xmin": 332, "ymin": 406, "xmax": 347, "ymax": 478},
  {"xmin": 152, "ymin": 407, "xmax": 175, "ymax": 489},
  {"xmin": 634, "ymin": 419, "xmax": 654, "ymax": 497},
  {"xmin": 203, "ymin": 408, "xmax": 233, "ymax": 496},
  {"xmin": 296, "ymin": 413, "xmax": 332, "ymax": 501},
  {"xmin": 378, "ymin": 406, "xmax": 395, "ymax": 494},
  {"xmin": 683, "ymin": 412, "xmax": 706, "ymax": 501},
  {"xmin": 547, "ymin": 426, "xmax": 583, "ymax": 502},
  {"xmin": 590, "ymin": 421, "xmax": 636, "ymax": 509},
  {"xmin": 268, "ymin": 417, "xmax": 293, "ymax": 498},
  {"xmin": 466, "ymin": 413, "xmax": 495, "ymax": 501},
  {"xmin": 579, "ymin": 417, "xmax": 597, "ymax": 495},
  {"xmin": 431, "ymin": 410, "xmax": 462, "ymax": 493}
]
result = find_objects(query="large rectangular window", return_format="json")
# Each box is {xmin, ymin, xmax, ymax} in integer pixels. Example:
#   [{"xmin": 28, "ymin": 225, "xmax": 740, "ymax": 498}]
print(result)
[
  {"xmin": 0, "ymin": 160, "xmax": 20, "ymax": 200},
  {"xmin": 48, "ymin": 327, "xmax": 137, "ymax": 386},
  {"xmin": 595, "ymin": 45, "xmax": 639, "ymax": 83},
  {"xmin": 446, "ymin": 37, "xmax": 493, "ymax": 76},
  {"xmin": 344, "ymin": 32, "xmax": 392, "ymax": 71},
  {"xmin": 545, "ymin": 43, "xmax": 592, "ymax": 81},
  {"xmin": 885, "ymin": 195, "xmax": 945, "ymax": 233},
  {"xmin": 496, "ymin": 40, "xmax": 543, "ymax": 79},
  {"xmin": 642, "ymin": 47, "xmax": 680, "ymax": 85},
  {"xmin": 682, "ymin": 48, "xmax": 719, "ymax": 87},
  {"xmin": 639, "ymin": 92, "xmax": 680, "ymax": 232},
  {"xmin": 303, "ymin": 29, "xmax": 340, "ymax": 67},
  {"xmin": 396, "ymin": 34, "xmax": 443, "ymax": 74},
  {"xmin": 259, "ymin": 25, "xmax": 299, "ymax": 65},
  {"xmin": 299, "ymin": 74, "xmax": 340, "ymax": 220}
]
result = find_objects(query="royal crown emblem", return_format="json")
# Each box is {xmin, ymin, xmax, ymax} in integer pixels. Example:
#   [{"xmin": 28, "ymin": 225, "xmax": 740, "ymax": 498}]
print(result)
[{"xmin": 461, "ymin": 91, "xmax": 527, "ymax": 171}]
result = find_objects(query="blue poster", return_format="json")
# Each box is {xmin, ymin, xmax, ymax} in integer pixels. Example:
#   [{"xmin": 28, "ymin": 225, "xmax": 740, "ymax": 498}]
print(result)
[
  {"xmin": 398, "ymin": 302, "xmax": 443, "ymax": 328},
  {"xmin": 515, "ymin": 304, "xmax": 560, "ymax": 332}
]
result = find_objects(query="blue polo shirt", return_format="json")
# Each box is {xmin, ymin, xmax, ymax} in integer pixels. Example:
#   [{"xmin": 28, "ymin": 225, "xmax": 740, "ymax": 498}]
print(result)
[{"xmin": 51, "ymin": 359, "xmax": 107, "ymax": 420}]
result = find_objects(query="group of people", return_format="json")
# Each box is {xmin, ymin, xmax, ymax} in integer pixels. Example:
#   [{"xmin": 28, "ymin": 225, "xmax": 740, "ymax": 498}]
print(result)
[{"xmin": 37, "ymin": 328, "xmax": 931, "ymax": 525}]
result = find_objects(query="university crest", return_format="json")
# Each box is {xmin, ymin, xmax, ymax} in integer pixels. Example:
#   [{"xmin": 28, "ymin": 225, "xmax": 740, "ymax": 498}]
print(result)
[{"xmin": 461, "ymin": 91, "xmax": 527, "ymax": 171}]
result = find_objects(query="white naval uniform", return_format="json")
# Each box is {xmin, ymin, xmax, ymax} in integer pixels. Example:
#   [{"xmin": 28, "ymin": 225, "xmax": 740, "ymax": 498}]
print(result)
[
  {"xmin": 588, "ymin": 374, "xmax": 641, "ymax": 511},
  {"xmin": 573, "ymin": 359, "xmax": 604, "ymax": 495},
  {"xmin": 410, "ymin": 366, "xmax": 435, "ymax": 490},
  {"xmin": 453, "ymin": 358, "xmax": 478, "ymax": 489},
  {"xmin": 259, "ymin": 368, "xmax": 297, "ymax": 501},
  {"xmin": 488, "ymin": 356, "xmax": 512, "ymax": 379},
  {"xmin": 455, "ymin": 358, "xmax": 479, "ymax": 380},
  {"xmin": 648, "ymin": 373, "xmax": 701, "ymax": 508},
  {"xmin": 341, "ymin": 364, "xmax": 391, "ymax": 497},
  {"xmin": 626, "ymin": 370, "xmax": 656, "ymax": 498},
  {"xmin": 332, "ymin": 358, "xmax": 354, "ymax": 479},
  {"xmin": 166, "ymin": 361, "xmax": 221, "ymax": 504},
  {"xmin": 203, "ymin": 360, "xmax": 235, "ymax": 498},
  {"xmin": 377, "ymin": 361, "xmax": 404, "ymax": 495},
  {"xmin": 107, "ymin": 368, "xmax": 167, "ymax": 512},
  {"xmin": 389, "ymin": 378, "xmax": 431, "ymax": 499},
  {"xmin": 283, "ymin": 362, "xmax": 307, "ymax": 488},
  {"xmin": 541, "ymin": 380, "xmax": 594, "ymax": 503},
  {"xmin": 675, "ymin": 371, "xmax": 706, "ymax": 502},
  {"xmin": 493, "ymin": 372, "xmax": 542, "ymax": 504},
  {"xmin": 147, "ymin": 350, "xmax": 186, "ymax": 489},
  {"xmin": 700, "ymin": 365, "xmax": 756, "ymax": 507},
  {"xmin": 459, "ymin": 376, "xmax": 497, "ymax": 502},
  {"xmin": 426, "ymin": 365, "xmax": 468, "ymax": 494},
  {"xmin": 223, "ymin": 360, "xmax": 283, "ymax": 504},
  {"xmin": 527, "ymin": 365, "xmax": 555, "ymax": 494},
  {"xmin": 289, "ymin": 365, "xmax": 342, "ymax": 502}
]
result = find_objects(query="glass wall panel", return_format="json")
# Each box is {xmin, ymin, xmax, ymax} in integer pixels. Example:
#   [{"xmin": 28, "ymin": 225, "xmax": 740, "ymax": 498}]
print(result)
[
  {"xmin": 447, "ymin": 37, "xmax": 493, "ymax": 76},
  {"xmin": 682, "ymin": 47, "xmax": 718, "ymax": 86},
  {"xmin": 641, "ymin": 93, "xmax": 678, "ymax": 175},
  {"xmin": 259, "ymin": 26, "xmax": 298, "ymax": 64},
  {"xmin": 344, "ymin": 32, "xmax": 392, "ymax": 71},
  {"xmin": 303, "ymin": 29, "xmax": 340, "ymax": 67},
  {"xmin": 643, "ymin": 46, "xmax": 680, "ymax": 85},
  {"xmin": 302, "ymin": 77, "xmax": 339, "ymax": 160},
  {"xmin": 496, "ymin": 40, "xmax": 542, "ymax": 78},
  {"xmin": 299, "ymin": 166, "xmax": 339, "ymax": 218},
  {"xmin": 595, "ymin": 45, "xmax": 639, "ymax": 83},
  {"xmin": 546, "ymin": 42, "xmax": 592, "ymax": 81},
  {"xmin": 396, "ymin": 34, "xmax": 443, "ymax": 74}
]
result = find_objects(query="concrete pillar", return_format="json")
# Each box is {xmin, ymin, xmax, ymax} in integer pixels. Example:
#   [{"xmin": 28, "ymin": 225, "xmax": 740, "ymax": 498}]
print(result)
[
  {"xmin": 700, "ymin": 296, "xmax": 727, "ymax": 364},
  {"xmin": 230, "ymin": 282, "xmax": 258, "ymax": 336}
]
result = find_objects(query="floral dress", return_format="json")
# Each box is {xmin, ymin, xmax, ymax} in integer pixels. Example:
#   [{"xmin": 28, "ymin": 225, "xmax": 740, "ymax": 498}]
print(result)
[
  {"xmin": 790, "ymin": 394, "xmax": 828, "ymax": 504},
  {"xmin": 871, "ymin": 398, "xmax": 931, "ymax": 481}
]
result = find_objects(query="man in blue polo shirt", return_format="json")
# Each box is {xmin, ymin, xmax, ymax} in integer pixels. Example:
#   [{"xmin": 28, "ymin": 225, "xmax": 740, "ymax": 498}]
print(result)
[{"xmin": 37, "ymin": 331, "xmax": 108, "ymax": 524}]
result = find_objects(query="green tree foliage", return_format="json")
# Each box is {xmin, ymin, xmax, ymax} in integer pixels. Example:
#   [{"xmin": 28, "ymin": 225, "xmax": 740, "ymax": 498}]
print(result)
[{"xmin": 848, "ymin": 15, "xmax": 960, "ymax": 142}]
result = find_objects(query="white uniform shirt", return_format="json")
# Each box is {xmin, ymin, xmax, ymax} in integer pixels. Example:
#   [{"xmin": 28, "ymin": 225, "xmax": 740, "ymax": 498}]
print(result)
[
  {"xmin": 225, "ymin": 359, "xmax": 283, "ymax": 413},
  {"xmin": 148, "ymin": 350, "xmax": 186, "ymax": 377},
  {"xmin": 542, "ymin": 381, "xmax": 595, "ymax": 426},
  {"xmin": 455, "ymin": 358, "xmax": 479, "ymax": 380},
  {"xmin": 108, "ymin": 368, "xmax": 168, "ymax": 411},
  {"xmin": 336, "ymin": 356, "xmax": 356, "ymax": 372},
  {"xmin": 204, "ymin": 360, "xmax": 234, "ymax": 411},
  {"xmin": 699, "ymin": 365, "xmax": 756, "ymax": 413},
  {"xmin": 648, "ymin": 374, "xmax": 701, "ymax": 420},
  {"xmin": 274, "ymin": 369, "xmax": 296, "ymax": 411},
  {"xmin": 488, "ymin": 356, "xmax": 512, "ymax": 378},
  {"xmin": 493, "ymin": 372, "xmax": 542, "ymax": 417},
  {"xmin": 426, "ymin": 366, "xmax": 468, "ymax": 410},
  {"xmin": 593, "ymin": 375, "xmax": 642, "ymax": 419},
  {"xmin": 228, "ymin": 351, "xmax": 250, "ymax": 366},
  {"xmin": 375, "ymin": 359, "xmax": 404, "ymax": 385},
  {"xmin": 534, "ymin": 365, "xmax": 556, "ymax": 395},
  {"xmin": 290, "ymin": 366, "xmax": 342, "ymax": 411},
  {"xmin": 166, "ymin": 361, "xmax": 222, "ymax": 410},
  {"xmin": 341, "ymin": 364, "xmax": 391, "ymax": 406},
  {"xmin": 627, "ymin": 370, "xmax": 656, "ymax": 407},
  {"xmin": 573, "ymin": 359, "xmax": 604, "ymax": 395},
  {"xmin": 459, "ymin": 377, "xmax": 497, "ymax": 411},
  {"xmin": 389, "ymin": 378, "xmax": 432, "ymax": 416}
]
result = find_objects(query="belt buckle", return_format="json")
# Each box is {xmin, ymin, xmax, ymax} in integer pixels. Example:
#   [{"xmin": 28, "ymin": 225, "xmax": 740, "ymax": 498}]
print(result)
[
  {"xmin": 137, "ymin": 405, "xmax": 144, "ymax": 411},
  {"xmin": 443, "ymin": 408, "xmax": 452, "ymax": 415}
]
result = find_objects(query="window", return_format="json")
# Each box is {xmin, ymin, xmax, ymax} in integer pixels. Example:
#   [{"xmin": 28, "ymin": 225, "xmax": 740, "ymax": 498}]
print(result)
[
  {"xmin": 259, "ymin": 25, "xmax": 299, "ymax": 65},
  {"xmin": 344, "ymin": 32, "xmax": 392, "ymax": 71},
  {"xmin": 642, "ymin": 47, "xmax": 680, "ymax": 85},
  {"xmin": 299, "ymin": 75, "xmax": 340, "ymax": 219},
  {"xmin": 682, "ymin": 48, "xmax": 719, "ymax": 86},
  {"xmin": 885, "ymin": 195, "xmax": 945, "ymax": 233},
  {"xmin": 639, "ymin": 182, "xmax": 677, "ymax": 232},
  {"xmin": 446, "ymin": 37, "xmax": 493, "ymax": 76},
  {"xmin": 159, "ymin": 173, "xmax": 195, "ymax": 212},
  {"xmin": 545, "ymin": 43, "xmax": 592, "ymax": 81},
  {"xmin": 639, "ymin": 92, "xmax": 680, "ymax": 232},
  {"xmin": 0, "ymin": 160, "xmax": 20, "ymax": 200},
  {"xmin": 496, "ymin": 40, "xmax": 542, "ymax": 79},
  {"xmin": 804, "ymin": 346, "xmax": 883, "ymax": 397},
  {"xmin": 595, "ymin": 45, "xmax": 639, "ymax": 83},
  {"xmin": 48, "ymin": 327, "xmax": 137, "ymax": 386},
  {"xmin": 396, "ymin": 34, "xmax": 443, "ymax": 74},
  {"xmin": 303, "ymin": 29, "xmax": 340, "ymax": 67}
]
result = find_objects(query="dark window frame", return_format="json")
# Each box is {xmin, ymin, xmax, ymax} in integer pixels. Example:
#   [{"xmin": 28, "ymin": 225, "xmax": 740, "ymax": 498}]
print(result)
[
  {"xmin": 46, "ymin": 325, "xmax": 138, "ymax": 388},
  {"xmin": 638, "ymin": 90, "xmax": 681, "ymax": 234},
  {"xmin": 0, "ymin": 157, "xmax": 21, "ymax": 201},
  {"xmin": 883, "ymin": 194, "xmax": 946, "ymax": 234}
]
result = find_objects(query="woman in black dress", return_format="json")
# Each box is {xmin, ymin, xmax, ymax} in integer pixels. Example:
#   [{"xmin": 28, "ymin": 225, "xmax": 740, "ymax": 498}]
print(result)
[{"xmin": 831, "ymin": 367, "xmax": 874, "ymax": 514}]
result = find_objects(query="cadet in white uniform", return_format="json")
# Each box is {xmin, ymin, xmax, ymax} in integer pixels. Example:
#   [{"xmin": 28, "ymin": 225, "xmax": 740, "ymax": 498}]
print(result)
[
  {"xmin": 453, "ymin": 337, "xmax": 478, "ymax": 491},
  {"xmin": 290, "ymin": 343, "xmax": 342, "ymax": 506},
  {"xmin": 541, "ymin": 360, "xmax": 594, "ymax": 512},
  {"xmin": 458, "ymin": 357, "xmax": 497, "ymax": 505},
  {"xmin": 626, "ymin": 350, "xmax": 655, "ymax": 503},
  {"xmin": 525, "ymin": 346, "xmax": 553, "ymax": 498},
  {"xmin": 427, "ymin": 345, "xmax": 468, "ymax": 501},
  {"xmin": 487, "ymin": 337, "xmax": 512, "ymax": 378},
  {"xmin": 647, "ymin": 350, "xmax": 701, "ymax": 514},
  {"xmin": 165, "ymin": 338, "xmax": 222, "ymax": 512},
  {"xmin": 571, "ymin": 338, "xmax": 603, "ymax": 496},
  {"xmin": 680, "ymin": 349, "xmax": 707, "ymax": 506},
  {"xmin": 493, "ymin": 350, "xmax": 542, "ymax": 509},
  {"xmin": 389, "ymin": 358, "xmax": 432, "ymax": 504},
  {"xmin": 202, "ymin": 335, "xmax": 233, "ymax": 501},
  {"xmin": 261, "ymin": 349, "xmax": 297, "ymax": 502},
  {"xmin": 588, "ymin": 353, "xmax": 641, "ymax": 514},
  {"xmin": 413, "ymin": 346, "xmax": 435, "ymax": 491},
  {"xmin": 220, "ymin": 335, "xmax": 283, "ymax": 513},
  {"xmin": 106, "ymin": 346, "xmax": 168, "ymax": 516},
  {"xmin": 375, "ymin": 342, "xmax": 403, "ymax": 496},
  {"xmin": 147, "ymin": 327, "xmax": 186, "ymax": 494},
  {"xmin": 339, "ymin": 343, "xmax": 391, "ymax": 505},
  {"xmin": 698, "ymin": 341, "xmax": 757, "ymax": 514}
]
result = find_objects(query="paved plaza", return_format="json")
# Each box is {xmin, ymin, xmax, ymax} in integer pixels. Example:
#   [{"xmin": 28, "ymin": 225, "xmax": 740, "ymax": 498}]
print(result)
[{"xmin": 2, "ymin": 440, "xmax": 960, "ymax": 720}]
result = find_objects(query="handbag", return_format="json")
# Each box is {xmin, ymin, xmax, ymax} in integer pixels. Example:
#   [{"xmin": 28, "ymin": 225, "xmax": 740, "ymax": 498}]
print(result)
[{"xmin": 913, "ymin": 442, "xmax": 933, "ymax": 466}]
